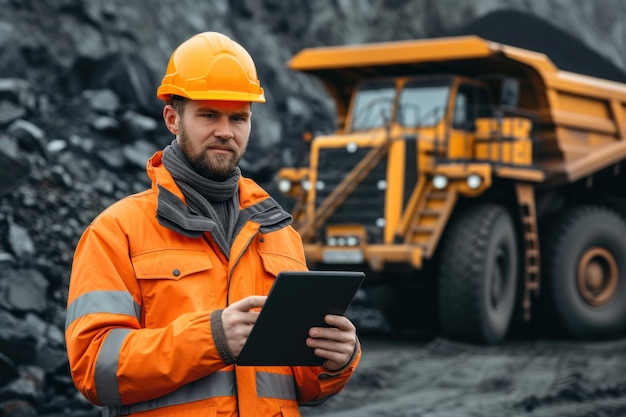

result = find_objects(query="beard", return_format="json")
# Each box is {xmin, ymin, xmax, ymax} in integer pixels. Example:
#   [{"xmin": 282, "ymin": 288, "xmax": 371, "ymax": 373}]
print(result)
[{"xmin": 178, "ymin": 129, "xmax": 246, "ymax": 181}]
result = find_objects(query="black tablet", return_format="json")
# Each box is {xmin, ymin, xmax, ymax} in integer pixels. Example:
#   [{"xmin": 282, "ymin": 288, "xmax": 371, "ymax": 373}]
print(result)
[{"xmin": 237, "ymin": 270, "xmax": 365, "ymax": 366}]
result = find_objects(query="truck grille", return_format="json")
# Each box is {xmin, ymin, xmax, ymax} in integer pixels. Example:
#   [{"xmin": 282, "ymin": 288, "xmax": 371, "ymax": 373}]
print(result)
[{"xmin": 316, "ymin": 147, "xmax": 387, "ymax": 243}]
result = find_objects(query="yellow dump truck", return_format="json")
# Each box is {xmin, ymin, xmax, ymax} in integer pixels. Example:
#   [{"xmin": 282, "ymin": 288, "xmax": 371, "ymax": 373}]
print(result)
[{"xmin": 276, "ymin": 35, "xmax": 626, "ymax": 343}]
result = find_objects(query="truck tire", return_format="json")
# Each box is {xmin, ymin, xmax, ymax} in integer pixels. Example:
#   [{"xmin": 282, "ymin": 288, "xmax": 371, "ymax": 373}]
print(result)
[
  {"xmin": 438, "ymin": 204, "xmax": 518, "ymax": 344},
  {"xmin": 543, "ymin": 205, "xmax": 626, "ymax": 338}
]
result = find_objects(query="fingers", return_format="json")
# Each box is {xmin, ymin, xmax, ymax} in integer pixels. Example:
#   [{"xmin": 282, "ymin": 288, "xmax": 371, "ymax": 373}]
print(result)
[
  {"xmin": 325, "ymin": 314, "xmax": 355, "ymax": 331},
  {"xmin": 221, "ymin": 295, "xmax": 267, "ymax": 357},
  {"xmin": 309, "ymin": 315, "xmax": 355, "ymax": 340},
  {"xmin": 222, "ymin": 296, "xmax": 267, "ymax": 326},
  {"xmin": 307, "ymin": 315, "xmax": 357, "ymax": 371},
  {"xmin": 231, "ymin": 295, "xmax": 267, "ymax": 312}
]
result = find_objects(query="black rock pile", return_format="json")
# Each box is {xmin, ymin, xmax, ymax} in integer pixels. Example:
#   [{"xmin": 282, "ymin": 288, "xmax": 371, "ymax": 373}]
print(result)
[
  {"xmin": 0, "ymin": 68, "xmax": 296, "ymax": 417},
  {"xmin": 0, "ymin": 72, "xmax": 172, "ymax": 416}
]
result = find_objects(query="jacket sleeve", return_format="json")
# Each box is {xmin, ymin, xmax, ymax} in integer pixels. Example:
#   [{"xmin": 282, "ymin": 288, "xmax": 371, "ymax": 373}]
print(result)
[{"xmin": 65, "ymin": 213, "xmax": 228, "ymax": 406}]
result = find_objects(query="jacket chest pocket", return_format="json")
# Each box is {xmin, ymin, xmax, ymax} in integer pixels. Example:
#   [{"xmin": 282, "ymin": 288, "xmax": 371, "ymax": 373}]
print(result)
[
  {"xmin": 258, "ymin": 251, "xmax": 308, "ymax": 294},
  {"xmin": 132, "ymin": 249, "xmax": 218, "ymax": 327}
]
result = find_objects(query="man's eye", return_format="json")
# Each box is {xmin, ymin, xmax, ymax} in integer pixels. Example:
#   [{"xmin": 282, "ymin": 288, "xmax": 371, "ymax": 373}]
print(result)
[
  {"xmin": 203, "ymin": 113, "xmax": 218, "ymax": 119},
  {"xmin": 232, "ymin": 115, "xmax": 247, "ymax": 122}
]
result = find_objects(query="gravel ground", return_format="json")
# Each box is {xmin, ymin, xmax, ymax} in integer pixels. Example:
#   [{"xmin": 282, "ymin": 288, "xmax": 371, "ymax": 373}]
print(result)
[{"xmin": 300, "ymin": 304, "xmax": 626, "ymax": 417}]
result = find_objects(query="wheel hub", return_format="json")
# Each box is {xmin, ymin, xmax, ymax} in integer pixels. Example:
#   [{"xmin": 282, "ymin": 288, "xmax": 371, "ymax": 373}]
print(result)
[
  {"xmin": 577, "ymin": 247, "xmax": 618, "ymax": 306},
  {"xmin": 490, "ymin": 246, "xmax": 508, "ymax": 309}
]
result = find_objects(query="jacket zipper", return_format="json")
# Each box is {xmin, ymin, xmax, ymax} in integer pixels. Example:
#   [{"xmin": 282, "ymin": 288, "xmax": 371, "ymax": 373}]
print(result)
[
  {"xmin": 226, "ymin": 231, "xmax": 259, "ymax": 306},
  {"xmin": 201, "ymin": 231, "xmax": 258, "ymax": 416},
  {"xmin": 225, "ymin": 230, "xmax": 258, "ymax": 417},
  {"xmin": 201, "ymin": 228, "xmax": 260, "ymax": 307}
]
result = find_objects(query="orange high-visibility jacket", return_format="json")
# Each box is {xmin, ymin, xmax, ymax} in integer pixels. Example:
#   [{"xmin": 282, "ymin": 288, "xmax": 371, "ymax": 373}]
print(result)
[{"xmin": 65, "ymin": 151, "xmax": 360, "ymax": 417}]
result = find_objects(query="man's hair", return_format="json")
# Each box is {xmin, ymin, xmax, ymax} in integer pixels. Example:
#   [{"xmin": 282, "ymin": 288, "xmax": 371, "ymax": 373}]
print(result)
[{"xmin": 169, "ymin": 95, "xmax": 187, "ymax": 116}]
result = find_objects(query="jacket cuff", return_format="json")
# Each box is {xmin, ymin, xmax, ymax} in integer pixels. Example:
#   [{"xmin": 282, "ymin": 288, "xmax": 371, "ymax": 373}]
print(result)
[{"xmin": 210, "ymin": 309, "xmax": 237, "ymax": 365}]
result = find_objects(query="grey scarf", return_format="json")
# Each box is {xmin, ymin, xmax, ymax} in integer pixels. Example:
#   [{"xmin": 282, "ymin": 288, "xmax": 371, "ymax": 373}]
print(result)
[{"xmin": 158, "ymin": 140, "xmax": 240, "ymax": 256}]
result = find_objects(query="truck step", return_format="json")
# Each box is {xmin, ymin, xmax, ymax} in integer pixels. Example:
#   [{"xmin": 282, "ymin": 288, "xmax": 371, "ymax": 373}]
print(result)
[
  {"xmin": 410, "ymin": 226, "xmax": 435, "ymax": 234},
  {"xmin": 427, "ymin": 191, "xmax": 449, "ymax": 200},
  {"xmin": 419, "ymin": 208, "xmax": 442, "ymax": 216}
]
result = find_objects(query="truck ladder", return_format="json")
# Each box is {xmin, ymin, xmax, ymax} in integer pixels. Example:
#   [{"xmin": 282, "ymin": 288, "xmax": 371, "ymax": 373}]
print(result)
[
  {"xmin": 404, "ymin": 182, "xmax": 457, "ymax": 259},
  {"xmin": 295, "ymin": 139, "xmax": 392, "ymax": 240},
  {"xmin": 515, "ymin": 183, "xmax": 541, "ymax": 321}
]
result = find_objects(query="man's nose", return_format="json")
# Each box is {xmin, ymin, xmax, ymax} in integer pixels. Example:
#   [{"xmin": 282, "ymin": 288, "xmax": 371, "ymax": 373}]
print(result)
[{"xmin": 215, "ymin": 117, "xmax": 234, "ymax": 139}]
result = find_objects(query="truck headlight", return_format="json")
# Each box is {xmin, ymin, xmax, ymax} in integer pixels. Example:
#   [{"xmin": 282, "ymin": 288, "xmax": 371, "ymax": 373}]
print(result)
[
  {"xmin": 467, "ymin": 174, "xmax": 482, "ymax": 189},
  {"xmin": 433, "ymin": 174, "xmax": 448, "ymax": 190},
  {"xmin": 278, "ymin": 179, "xmax": 292, "ymax": 193}
]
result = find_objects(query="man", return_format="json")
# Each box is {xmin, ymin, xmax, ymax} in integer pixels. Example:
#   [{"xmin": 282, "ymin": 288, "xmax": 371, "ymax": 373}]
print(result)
[{"xmin": 65, "ymin": 31, "xmax": 360, "ymax": 417}]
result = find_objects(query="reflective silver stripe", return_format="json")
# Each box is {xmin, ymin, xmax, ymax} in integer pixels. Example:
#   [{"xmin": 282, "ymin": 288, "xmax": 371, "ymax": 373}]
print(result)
[
  {"xmin": 65, "ymin": 290, "xmax": 141, "ymax": 330},
  {"xmin": 256, "ymin": 372, "xmax": 297, "ymax": 400},
  {"xmin": 96, "ymin": 328, "xmax": 131, "ymax": 405},
  {"xmin": 104, "ymin": 371, "xmax": 236, "ymax": 416}
]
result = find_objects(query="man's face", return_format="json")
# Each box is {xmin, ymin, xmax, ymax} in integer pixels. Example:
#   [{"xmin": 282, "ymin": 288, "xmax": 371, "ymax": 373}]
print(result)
[{"xmin": 164, "ymin": 100, "xmax": 252, "ymax": 181}]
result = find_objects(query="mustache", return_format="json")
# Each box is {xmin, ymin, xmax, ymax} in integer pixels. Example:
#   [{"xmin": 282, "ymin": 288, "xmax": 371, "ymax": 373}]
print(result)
[{"xmin": 205, "ymin": 140, "xmax": 238, "ymax": 153}]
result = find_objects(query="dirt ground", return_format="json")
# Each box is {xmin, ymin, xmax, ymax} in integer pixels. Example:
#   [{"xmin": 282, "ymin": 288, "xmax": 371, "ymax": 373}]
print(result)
[{"xmin": 301, "ymin": 308, "xmax": 626, "ymax": 417}]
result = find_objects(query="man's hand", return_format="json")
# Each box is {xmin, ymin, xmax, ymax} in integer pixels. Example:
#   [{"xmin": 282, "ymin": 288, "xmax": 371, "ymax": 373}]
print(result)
[
  {"xmin": 221, "ymin": 295, "xmax": 267, "ymax": 357},
  {"xmin": 307, "ymin": 314, "xmax": 358, "ymax": 372}
]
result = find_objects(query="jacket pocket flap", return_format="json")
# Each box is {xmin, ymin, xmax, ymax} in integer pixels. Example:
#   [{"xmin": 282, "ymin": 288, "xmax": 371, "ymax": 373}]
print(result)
[
  {"xmin": 259, "ymin": 252, "xmax": 307, "ymax": 276},
  {"xmin": 132, "ymin": 249, "xmax": 213, "ymax": 280}
]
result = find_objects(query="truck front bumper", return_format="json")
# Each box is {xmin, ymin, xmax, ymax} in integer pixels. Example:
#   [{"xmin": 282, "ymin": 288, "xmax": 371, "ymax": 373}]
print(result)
[{"xmin": 303, "ymin": 244, "xmax": 423, "ymax": 271}]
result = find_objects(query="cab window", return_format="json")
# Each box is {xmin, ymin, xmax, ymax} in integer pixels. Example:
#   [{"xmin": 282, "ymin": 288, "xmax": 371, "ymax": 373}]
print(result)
[{"xmin": 453, "ymin": 84, "xmax": 492, "ymax": 130}]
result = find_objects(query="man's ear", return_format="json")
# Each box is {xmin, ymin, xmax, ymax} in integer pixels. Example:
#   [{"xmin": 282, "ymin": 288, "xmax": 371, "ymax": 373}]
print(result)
[{"xmin": 163, "ymin": 105, "xmax": 180, "ymax": 135}]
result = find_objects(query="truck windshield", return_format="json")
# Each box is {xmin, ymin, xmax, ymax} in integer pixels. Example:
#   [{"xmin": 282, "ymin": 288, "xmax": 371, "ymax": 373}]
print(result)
[
  {"xmin": 350, "ymin": 80, "xmax": 396, "ymax": 131},
  {"xmin": 397, "ymin": 81, "xmax": 450, "ymax": 127},
  {"xmin": 350, "ymin": 79, "xmax": 451, "ymax": 131}
]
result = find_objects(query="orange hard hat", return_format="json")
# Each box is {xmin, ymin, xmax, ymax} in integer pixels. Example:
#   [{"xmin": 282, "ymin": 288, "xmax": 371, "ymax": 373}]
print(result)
[{"xmin": 157, "ymin": 32, "xmax": 266, "ymax": 103}]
